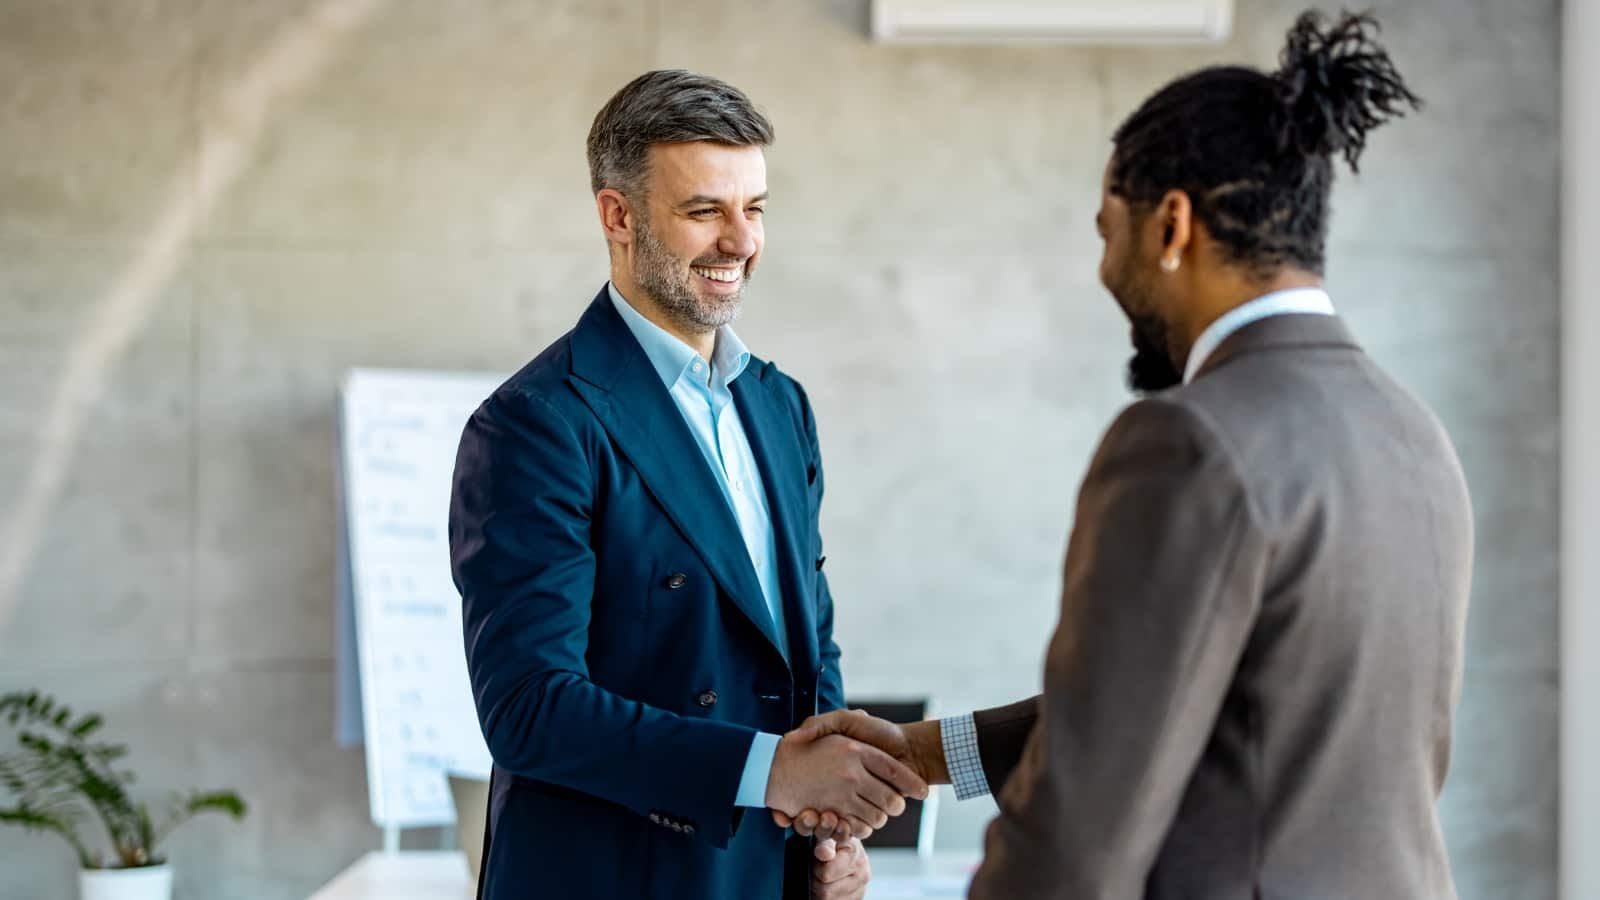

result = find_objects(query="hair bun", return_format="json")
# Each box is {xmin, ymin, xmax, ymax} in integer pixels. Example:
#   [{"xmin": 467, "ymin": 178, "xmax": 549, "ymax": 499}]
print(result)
[{"xmin": 1274, "ymin": 10, "xmax": 1421, "ymax": 171}]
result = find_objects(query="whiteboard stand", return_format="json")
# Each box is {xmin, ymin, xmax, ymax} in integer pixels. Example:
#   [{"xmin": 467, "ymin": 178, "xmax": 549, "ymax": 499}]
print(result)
[{"xmin": 382, "ymin": 826, "xmax": 400, "ymax": 855}]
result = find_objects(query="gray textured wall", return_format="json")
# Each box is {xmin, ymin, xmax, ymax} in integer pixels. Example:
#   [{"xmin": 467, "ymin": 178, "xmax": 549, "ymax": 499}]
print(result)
[{"xmin": 0, "ymin": 1, "xmax": 1558, "ymax": 897}]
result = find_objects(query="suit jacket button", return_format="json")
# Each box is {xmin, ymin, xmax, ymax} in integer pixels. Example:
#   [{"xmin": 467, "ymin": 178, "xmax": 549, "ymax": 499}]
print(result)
[
  {"xmin": 666, "ymin": 573, "xmax": 688, "ymax": 589},
  {"xmin": 698, "ymin": 690, "xmax": 718, "ymax": 708}
]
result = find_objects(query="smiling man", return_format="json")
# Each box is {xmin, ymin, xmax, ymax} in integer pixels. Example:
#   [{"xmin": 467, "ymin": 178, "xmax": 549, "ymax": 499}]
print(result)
[{"xmin": 448, "ymin": 70, "xmax": 922, "ymax": 900}]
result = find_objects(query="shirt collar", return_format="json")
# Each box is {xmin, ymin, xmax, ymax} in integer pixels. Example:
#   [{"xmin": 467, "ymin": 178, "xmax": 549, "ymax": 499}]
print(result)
[
  {"xmin": 608, "ymin": 281, "xmax": 751, "ymax": 390},
  {"xmin": 1183, "ymin": 287, "xmax": 1336, "ymax": 384}
]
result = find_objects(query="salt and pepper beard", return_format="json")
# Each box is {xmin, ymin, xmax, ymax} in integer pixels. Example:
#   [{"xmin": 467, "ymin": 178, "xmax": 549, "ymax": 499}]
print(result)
[{"xmin": 632, "ymin": 212, "xmax": 748, "ymax": 333}]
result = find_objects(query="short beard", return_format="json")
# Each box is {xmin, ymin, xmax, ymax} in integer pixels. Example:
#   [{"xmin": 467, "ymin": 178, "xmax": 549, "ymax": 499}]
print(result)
[
  {"xmin": 633, "ymin": 215, "xmax": 746, "ymax": 333},
  {"xmin": 1125, "ymin": 315, "xmax": 1183, "ymax": 395},
  {"xmin": 1107, "ymin": 259, "xmax": 1183, "ymax": 395}
]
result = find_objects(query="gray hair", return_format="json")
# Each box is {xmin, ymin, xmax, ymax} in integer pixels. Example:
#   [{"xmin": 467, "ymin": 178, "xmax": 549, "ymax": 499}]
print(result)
[{"xmin": 586, "ymin": 70, "xmax": 774, "ymax": 197}]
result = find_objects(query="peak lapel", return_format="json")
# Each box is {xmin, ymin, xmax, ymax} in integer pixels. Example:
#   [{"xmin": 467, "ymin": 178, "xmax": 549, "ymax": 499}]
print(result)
[
  {"xmin": 731, "ymin": 367, "xmax": 819, "ymax": 672},
  {"xmin": 567, "ymin": 292, "xmax": 786, "ymax": 660}
]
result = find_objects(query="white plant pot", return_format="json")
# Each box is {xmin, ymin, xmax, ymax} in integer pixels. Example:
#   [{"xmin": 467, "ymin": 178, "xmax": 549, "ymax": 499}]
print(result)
[{"xmin": 78, "ymin": 864, "xmax": 172, "ymax": 900}]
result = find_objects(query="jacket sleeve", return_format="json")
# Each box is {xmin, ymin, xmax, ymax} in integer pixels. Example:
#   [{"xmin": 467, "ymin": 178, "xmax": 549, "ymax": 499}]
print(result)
[
  {"xmin": 449, "ymin": 388, "xmax": 757, "ymax": 848},
  {"xmin": 972, "ymin": 696, "xmax": 1041, "ymax": 792},
  {"xmin": 968, "ymin": 398, "xmax": 1270, "ymax": 899}
]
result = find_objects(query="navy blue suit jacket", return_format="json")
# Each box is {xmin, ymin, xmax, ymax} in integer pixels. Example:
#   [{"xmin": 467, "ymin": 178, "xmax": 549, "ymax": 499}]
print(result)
[{"xmin": 449, "ymin": 288, "xmax": 845, "ymax": 900}]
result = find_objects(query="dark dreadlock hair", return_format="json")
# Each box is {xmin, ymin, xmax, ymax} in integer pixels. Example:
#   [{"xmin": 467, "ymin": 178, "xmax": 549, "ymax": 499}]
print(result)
[{"xmin": 1109, "ymin": 10, "xmax": 1421, "ymax": 277}]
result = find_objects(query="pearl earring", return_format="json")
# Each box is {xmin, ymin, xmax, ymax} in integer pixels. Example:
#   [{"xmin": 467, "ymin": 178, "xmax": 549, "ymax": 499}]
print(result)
[{"xmin": 1160, "ymin": 256, "xmax": 1180, "ymax": 273}]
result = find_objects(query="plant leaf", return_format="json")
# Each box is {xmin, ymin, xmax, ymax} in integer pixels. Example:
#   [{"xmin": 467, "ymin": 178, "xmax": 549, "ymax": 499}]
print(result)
[
  {"xmin": 1, "ymin": 802, "xmax": 95, "ymax": 868},
  {"xmin": 153, "ymin": 789, "xmax": 248, "ymax": 846},
  {"xmin": 185, "ymin": 791, "xmax": 247, "ymax": 820}
]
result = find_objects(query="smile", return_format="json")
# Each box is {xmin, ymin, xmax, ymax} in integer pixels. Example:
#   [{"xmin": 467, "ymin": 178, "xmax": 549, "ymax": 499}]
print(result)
[{"xmin": 692, "ymin": 266, "xmax": 742, "ymax": 283}]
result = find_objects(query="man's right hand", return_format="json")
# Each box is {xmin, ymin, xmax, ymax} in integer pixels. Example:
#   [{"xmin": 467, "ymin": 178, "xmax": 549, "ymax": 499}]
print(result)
[
  {"xmin": 770, "ymin": 710, "xmax": 950, "ymax": 840},
  {"xmin": 765, "ymin": 732, "xmax": 928, "ymax": 837}
]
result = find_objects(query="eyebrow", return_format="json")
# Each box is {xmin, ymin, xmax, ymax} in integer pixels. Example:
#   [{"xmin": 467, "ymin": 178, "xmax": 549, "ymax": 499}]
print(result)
[{"xmin": 677, "ymin": 192, "xmax": 770, "ymax": 209}]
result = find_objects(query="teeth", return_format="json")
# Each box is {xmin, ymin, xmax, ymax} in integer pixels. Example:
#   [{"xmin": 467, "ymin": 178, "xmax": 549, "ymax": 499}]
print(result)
[{"xmin": 693, "ymin": 266, "xmax": 741, "ymax": 283}]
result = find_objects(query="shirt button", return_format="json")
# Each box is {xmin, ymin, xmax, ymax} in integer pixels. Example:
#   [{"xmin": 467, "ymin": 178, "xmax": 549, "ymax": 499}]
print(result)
[
  {"xmin": 665, "ymin": 573, "xmax": 687, "ymax": 589},
  {"xmin": 698, "ymin": 690, "xmax": 718, "ymax": 708}
]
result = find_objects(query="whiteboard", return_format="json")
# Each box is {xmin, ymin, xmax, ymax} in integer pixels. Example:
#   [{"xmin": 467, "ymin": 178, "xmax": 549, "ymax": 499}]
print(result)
[{"xmin": 336, "ymin": 368, "xmax": 503, "ymax": 829}]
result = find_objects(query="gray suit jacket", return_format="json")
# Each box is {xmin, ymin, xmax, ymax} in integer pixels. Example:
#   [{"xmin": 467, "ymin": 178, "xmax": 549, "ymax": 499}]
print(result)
[{"xmin": 968, "ymin": 314, "xmax": 1472, "ymax": 900}]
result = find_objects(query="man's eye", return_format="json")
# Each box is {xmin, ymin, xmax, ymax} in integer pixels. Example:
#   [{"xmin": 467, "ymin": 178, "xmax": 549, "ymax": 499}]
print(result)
[
  {"xmin": 691, "ymin": 209, "xmax": 718, "ymax": 218},
  {"xmin": 747, "ymin": 207, "xmax": 765, "ymax": 216}
]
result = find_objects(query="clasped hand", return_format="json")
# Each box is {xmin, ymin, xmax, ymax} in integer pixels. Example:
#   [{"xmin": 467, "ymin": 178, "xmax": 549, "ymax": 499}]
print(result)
[{"xmin": 765, "ymin": 709, "xmax": 947, "ymax": 842}]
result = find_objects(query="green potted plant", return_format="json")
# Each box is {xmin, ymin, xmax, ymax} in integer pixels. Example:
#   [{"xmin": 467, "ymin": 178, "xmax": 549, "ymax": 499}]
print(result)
[{"xmin": 0, "ymin": 691, "xmax": 247, "ymax": 900}]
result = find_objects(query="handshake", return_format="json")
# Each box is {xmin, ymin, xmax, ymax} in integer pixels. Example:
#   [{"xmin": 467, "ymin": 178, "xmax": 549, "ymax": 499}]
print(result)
[{"xmin": 763, "ymin": 709, "xmax": 951, "ymax": 842}]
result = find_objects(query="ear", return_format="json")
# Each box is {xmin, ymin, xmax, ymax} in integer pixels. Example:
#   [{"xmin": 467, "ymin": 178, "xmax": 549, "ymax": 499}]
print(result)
[
  {"xmin": 1155, "ymin": 189, "xmax": 1193, "ymax": 270},
  {"xmin": 596, "ymin": 188, "xmax": 636, "ymax": 247}
]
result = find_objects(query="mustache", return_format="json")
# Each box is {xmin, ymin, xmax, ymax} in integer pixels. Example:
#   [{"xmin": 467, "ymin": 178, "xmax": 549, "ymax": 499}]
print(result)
[{"xmin": 693, "ymin": 256, "xmax": 747, "ymax": 268}]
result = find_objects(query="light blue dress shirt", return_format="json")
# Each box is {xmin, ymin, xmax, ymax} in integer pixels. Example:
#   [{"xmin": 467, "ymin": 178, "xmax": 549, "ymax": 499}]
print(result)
[
  {"xmin": 940, "ymin": 287, "xmax": 1340, "ymax": 802},
  {"xmin": 608, "ymin": 283, "xmax": 785, "ymax": 809}
]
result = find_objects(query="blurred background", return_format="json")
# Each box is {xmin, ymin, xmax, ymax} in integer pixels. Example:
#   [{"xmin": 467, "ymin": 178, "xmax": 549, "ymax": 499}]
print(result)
[{"xmin": 0, "ymin": 0, "xmax": 1574, "ymax": 897}]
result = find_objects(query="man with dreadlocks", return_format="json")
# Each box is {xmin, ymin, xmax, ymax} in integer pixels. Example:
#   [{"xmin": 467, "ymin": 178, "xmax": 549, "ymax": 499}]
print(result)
[{"xmin": 775, "ymin": 10, "xmax": 1473, "ymax": 898}]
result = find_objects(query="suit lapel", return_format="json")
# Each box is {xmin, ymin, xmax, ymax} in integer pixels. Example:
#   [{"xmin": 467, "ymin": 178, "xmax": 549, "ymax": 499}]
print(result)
[
  {"xmin": 566, "ymin": 290, "xmax": 786, "ymax": 661},
  {"xmin": 732, "ymin": 367, "xmax": 819, "ymax": 672}
]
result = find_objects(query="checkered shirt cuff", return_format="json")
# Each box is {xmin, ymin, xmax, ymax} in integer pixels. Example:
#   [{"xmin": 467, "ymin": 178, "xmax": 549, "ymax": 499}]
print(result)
[{"xmin": 940, "ymin": 713, "xmax": 992, "ymax": 800}]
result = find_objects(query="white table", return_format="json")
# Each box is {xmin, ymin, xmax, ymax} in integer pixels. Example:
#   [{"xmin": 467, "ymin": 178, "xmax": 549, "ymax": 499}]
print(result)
[
  {"xmin": 308, "ymin": 848, "xmax": 977, "ymax": 899},
  {"xmin": 309, "ymin": 852, "xmax": 468, "ymax": 900}
]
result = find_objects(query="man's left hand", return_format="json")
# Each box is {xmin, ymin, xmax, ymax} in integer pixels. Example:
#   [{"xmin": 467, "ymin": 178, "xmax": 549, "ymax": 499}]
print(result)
[{"xmin": 812, "ymin": 836, "xmax": 870, "ymax": 900}]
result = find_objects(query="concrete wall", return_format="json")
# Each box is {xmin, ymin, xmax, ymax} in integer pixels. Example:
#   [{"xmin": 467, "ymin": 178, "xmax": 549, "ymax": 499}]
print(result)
[
  {"xmin": 0, "ymin": 1, "xmax": 1559, "ymax": 897},
  {"xmin": 1563, "ymin": 0, "xmax": 1598, "ymax": 897}
]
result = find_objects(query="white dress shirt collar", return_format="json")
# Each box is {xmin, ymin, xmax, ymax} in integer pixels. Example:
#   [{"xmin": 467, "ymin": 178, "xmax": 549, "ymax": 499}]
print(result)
[{"xmin": 607, "ymin": 281, "xmax": 750, "ymax": 390}]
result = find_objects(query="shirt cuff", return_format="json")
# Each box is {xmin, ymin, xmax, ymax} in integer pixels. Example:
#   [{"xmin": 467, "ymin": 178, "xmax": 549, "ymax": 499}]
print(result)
[
  {"xmin": 735, "ymin": 731, "xmax": 783, "ymax": 808},
  {"xmin": 940, "ymin": 713, "xmax": 993, "ymax": 801}
]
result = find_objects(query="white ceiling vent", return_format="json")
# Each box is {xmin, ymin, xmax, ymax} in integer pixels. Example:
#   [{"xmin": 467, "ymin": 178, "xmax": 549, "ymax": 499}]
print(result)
[{"xmin": 871, "ymin": 0, "xmax": 1235, "ymax": 45}]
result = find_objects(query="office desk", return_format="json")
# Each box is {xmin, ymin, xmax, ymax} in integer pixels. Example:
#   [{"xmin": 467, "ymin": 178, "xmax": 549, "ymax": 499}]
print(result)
[{"xmin": 308, "ymin": 848, "xmax": 978, "ymax": 899}]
